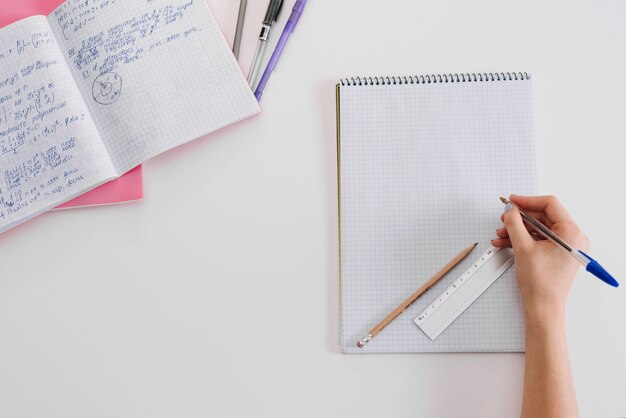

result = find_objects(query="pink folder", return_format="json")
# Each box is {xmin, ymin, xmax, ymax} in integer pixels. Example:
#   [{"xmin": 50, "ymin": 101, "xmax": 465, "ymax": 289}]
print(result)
[{"xmin": 0, "ymin": 0, "xmax": 144, "ymax": 208}]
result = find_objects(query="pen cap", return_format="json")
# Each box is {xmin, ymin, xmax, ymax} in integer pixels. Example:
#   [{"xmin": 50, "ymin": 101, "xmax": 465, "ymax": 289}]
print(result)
[
  {"xmin": 264, "ymin": 0, "xmax": 285, "ymax": 25},
  {"xmin": 580, "ymin": 251, "xmax": 620, "ymax": 287},
  {"xmin": 289, "ymin": 0, "xmax": 308, "ymax": 27}
]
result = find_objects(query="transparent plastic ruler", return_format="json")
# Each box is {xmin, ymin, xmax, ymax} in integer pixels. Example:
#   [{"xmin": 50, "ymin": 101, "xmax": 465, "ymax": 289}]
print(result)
[{"xmin": 414, "ymin": 247, "xmax": 515, "ymax": 340}]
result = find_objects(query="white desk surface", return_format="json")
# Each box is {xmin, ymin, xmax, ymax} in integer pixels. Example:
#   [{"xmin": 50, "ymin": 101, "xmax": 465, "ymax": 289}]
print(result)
[{"xmin": 1, "ymin": 1, "xmax": 625, "ymax": 417}]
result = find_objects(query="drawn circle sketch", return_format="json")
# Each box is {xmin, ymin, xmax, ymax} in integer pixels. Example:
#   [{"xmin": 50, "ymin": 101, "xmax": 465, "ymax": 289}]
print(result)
[{"xmin": 92, "ymin": 72, "xmax": 123, "ymax": 105}]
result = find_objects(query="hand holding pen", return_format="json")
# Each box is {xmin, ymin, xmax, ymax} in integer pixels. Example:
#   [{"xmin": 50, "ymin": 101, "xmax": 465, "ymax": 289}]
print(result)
[{"xmin": 493, "ymin": 195, "xmax": 618, "ymax": 320}]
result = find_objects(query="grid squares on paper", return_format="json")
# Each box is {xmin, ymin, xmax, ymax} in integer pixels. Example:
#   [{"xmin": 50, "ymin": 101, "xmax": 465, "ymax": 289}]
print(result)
[
  {"xmin": 338, "ymin": 77, "xmax": 537, "ymax": 353},
  {"xmin": 58, "ymin": 0, "xmax": 261, "ymax": 175}
]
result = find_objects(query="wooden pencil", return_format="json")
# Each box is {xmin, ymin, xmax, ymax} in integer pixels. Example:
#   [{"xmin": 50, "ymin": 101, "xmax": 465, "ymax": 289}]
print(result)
[{"xmin": 357, "ymin": 242, "xmax": 478, "ymax": 348}]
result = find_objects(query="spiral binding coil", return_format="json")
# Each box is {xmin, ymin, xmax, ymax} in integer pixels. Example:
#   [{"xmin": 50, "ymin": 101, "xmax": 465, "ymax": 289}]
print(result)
[{"xmin": 339, "ymin": 72, "xmax": 530, "ymax": 87}]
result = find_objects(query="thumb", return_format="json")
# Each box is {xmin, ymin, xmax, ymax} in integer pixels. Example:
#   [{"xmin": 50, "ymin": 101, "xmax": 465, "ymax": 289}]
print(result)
[{"xmin": 503, "ymin": 206, "xmax": 534, "ymax": 252}]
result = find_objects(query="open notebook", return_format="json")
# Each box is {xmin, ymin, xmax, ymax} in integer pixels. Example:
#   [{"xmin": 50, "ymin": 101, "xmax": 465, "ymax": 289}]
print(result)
[
  {"xmin": 0, "ymin": 0, "xmax": 259, "ymax": 233},
  {"xmin": 337, "ymin": 73, "xmax": 537, "ymax": 353},
  {"xmin": 0, "ymin": 0, "xmax": 145, "ymax": 210}
]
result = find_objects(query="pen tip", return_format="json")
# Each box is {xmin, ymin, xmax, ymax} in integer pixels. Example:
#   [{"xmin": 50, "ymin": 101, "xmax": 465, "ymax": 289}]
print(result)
[
  {"xmin": 499, "ymin": 196, "xmax": 509, "ymax": 204},
  {"xmin": 474, "ymin": 242, "xmax": 478, "ymax": 247}
]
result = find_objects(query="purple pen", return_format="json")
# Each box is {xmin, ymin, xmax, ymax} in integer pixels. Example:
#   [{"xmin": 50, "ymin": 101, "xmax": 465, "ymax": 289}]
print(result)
[{"xmin": 254, "ymin": 0, "xmax": 308, "ymax": 101}]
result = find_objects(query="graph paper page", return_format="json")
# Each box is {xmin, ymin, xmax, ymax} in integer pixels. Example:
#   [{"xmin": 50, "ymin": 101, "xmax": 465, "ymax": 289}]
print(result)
[
  {"xmin": 48, "ymin": 0, "xmax": 260, "ymax": 175},
  {"xmin": 338, "ymin": 77, "xmax": 537, "ymax": 353},
  {"xmin": 0, "ymin": 17, "xmax": 116, "ymax": 234}
]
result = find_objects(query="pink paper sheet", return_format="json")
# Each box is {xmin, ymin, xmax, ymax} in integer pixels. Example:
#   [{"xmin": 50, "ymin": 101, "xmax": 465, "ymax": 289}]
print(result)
[{"xmin": 0, "ymin": 0, "xmax": 144, "ymax": 208}]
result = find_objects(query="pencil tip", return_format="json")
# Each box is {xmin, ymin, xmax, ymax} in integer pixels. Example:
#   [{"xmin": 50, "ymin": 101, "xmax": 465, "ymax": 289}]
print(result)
[
  {"xmin": 499, "ymin": 196, "xmax": 508, "ymax": 204},
  {"xmin": 474, "ymin": 242, "xmax": 478, "ymax": 247}
]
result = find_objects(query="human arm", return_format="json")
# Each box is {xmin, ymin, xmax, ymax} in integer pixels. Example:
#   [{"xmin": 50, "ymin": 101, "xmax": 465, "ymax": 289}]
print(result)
[{"xmin": 492, "ymin": 195, "xmax": 589, "ymax": 418}]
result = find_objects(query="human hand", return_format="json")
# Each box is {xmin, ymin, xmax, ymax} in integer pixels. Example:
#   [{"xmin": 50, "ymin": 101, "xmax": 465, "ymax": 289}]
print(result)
[{"xmin": 491, "ymin": 195, "xmax": 590, "ymax": 323}]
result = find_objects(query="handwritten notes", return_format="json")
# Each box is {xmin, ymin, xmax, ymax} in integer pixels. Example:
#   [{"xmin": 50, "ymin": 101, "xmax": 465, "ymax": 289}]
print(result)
[
  {"xmin": 47, "ymin": 0, "xmax": 259, "ymax": 175},
  {"xmin": 0, "ymin": 0, "xmax": 259, "ymax": 233},
  {"xmin": 57, "ymin": 0, "xmax": 199, "ymax": 75},
  {"xmin": 0, "ymin": 17, "xmax": 114, "ymax": 231},
  {"xmin": 53, "ymin": 0, "xmax": 202, "ymax": 106}
]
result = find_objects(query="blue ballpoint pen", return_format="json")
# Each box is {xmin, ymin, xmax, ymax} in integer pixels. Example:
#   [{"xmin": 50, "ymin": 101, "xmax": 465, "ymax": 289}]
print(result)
[
  {"xmin": 254, "ymin": 0, "xmax": 308, "ymax": 101},
  {"xmin": 500, "ymin": 197, "xmax": 619, "ymax": 287}
]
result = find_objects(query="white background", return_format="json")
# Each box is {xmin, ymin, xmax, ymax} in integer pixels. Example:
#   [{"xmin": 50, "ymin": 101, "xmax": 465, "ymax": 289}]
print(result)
[{"xmin": 1, "ymin": 0, "xmax": 625, "ymax": 417}]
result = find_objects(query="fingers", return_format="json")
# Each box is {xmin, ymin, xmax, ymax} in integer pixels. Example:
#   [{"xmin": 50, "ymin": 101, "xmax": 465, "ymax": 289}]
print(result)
[
  {"xmin": 508, "ymin": 195, "xmax": 572, "ymax": 225},
  {"xmin": 491, "ymin": 237, "xmax": 512, "ymax": 248},
  {"xmin": 502, "ymin": 206, "xmax": 535, "ymax": 252},
  {"xmin": 496, "ymin": 224, "xmax": 548, "ymax": 239},
  {"xmin": 502, "ymin": 195, "xmax": 588, "ymax": 248},
  {"xmin": 497, "ymin": 223, "xmax": 538, "ymax": 239},
  {"xmin": 499, "ymin": 195, "xmax": 589, "ymax": 252},
  {"xmin": 500, "ymin": 210, "xmax": 554, "ymax": 231},
  {"xmin": 496, "ymin": 227, "xmax": 544, "ymax": 242},
  {"xmin": 518, "ymin": 209, "xmax": 554, "ymax": 229},
  {"xmin": 492, "ymin": 236, "xmax": 542, "ymax": 248}
]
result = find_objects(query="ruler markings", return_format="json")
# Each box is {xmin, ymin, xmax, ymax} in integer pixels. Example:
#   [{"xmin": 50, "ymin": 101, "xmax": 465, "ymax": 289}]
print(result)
[{"xmin": 414, "ymin": 247, "xmax": 515, "ymax": 340}]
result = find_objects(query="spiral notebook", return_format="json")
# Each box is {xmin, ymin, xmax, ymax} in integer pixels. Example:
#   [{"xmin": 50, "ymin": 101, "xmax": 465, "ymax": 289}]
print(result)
[{"xmin": 337, "ymin": 72, "xmax": 537, "ymax": 353}]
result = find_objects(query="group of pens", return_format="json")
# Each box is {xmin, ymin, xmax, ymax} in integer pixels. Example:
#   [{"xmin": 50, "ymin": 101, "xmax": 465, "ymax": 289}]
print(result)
[{"xmin": 232, "ymin": 0, "xmax": 307, "ymax": 101}]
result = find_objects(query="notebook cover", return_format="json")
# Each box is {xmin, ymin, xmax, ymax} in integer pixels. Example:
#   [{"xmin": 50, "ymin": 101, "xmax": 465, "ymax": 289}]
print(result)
[
  {"xmin": 55, "ymin": 166, "xmax": 143, "ymax": 209},
  {"xmin": 0, "ymin": 0, "xmax": 144, "ymax": 209}
]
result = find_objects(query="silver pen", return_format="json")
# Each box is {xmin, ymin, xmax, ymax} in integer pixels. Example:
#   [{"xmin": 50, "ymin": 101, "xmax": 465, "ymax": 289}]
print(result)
[
  {"xmin": 248, "ymin": 0, "xmax": 284, "ymax": 89},
  {"xmin": 233, "ymin": 0, "xmax": 248, "ymax": 59}
]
